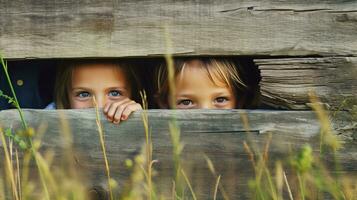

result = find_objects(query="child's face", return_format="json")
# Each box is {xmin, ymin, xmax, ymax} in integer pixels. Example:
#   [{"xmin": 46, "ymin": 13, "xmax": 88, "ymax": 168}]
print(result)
[
  {"xmin": 68, "ymin": 64, "xmax": 131, "ymax": 109},
  {"xmin": 174, "ymin": 62, "xmax": 236, "ymax": 109}
]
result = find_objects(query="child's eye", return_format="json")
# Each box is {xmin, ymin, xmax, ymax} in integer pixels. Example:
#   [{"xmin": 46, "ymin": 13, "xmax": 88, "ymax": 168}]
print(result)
[
  {"xmin": 108, "ymin": 90, "xmax": 121, "ymax": 97},
  {"xmin": 215, "ymin": 97, "xmax": 229, "ymax": 104},
  {"xmin": 177, "ymin": 99, "xmax": 193, "ymax": 106},
  {"xmin": 76, "ymin": 91, "xmax": 91, "ymax": 98}
]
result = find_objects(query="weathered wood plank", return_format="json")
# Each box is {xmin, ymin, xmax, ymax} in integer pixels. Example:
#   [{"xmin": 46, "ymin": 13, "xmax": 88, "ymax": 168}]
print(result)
[
  {"xmin": 255, "ymin": 57, "xmax": 357, "ymax": 110},
  {"xmin": 0, "ymin": 109, "xmax": 356, "ymax": 199},
  {"xmin": 1, "ymin": 0, "xmax": 357, "ymax": 58}
]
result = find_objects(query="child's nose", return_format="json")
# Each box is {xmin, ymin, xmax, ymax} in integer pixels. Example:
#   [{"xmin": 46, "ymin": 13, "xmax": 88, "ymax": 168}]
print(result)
[
  {"xmin": 94, "ymin": 95, "xmax": 106, "ymax": 108},
  {"xmin": 199, "ymin": 102, "xmax": 214, "ymax": 109}
]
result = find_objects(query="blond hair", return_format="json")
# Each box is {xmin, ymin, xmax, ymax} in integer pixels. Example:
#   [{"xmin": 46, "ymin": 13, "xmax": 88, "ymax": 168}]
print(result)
[
  {"xmin": 54, "ymin": 60, "xmax": 142, "ymax": 109},
  {"xmin": 155, "ymin": 58, "xmax": 259, "ymax": 108}
]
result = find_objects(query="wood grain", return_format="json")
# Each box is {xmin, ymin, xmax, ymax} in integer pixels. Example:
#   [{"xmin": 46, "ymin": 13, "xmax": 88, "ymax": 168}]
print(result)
[
  {"xmin": 255, "ymin": 57, "xmax": 357, "ymax": 110},
  {"xmin": 1, "ymin": 0, "xmax": 357, "ymax": 58},
  {"xmin": 0, "ymin": 109, "xmax": 356, "ymax": 199}
]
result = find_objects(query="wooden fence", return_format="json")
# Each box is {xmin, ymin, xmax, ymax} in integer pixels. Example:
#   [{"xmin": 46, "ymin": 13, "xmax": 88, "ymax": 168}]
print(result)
[
  {"xmin": 0, "ymin": 0, "xmax": 356, "ymax": 199},
  {"xmin": 0, "ymin": 109, "xmax": 356, "ymax": 198}
]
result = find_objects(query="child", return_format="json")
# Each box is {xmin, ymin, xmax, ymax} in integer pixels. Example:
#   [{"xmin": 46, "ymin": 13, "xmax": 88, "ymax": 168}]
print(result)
[
  {"xmin": 154, "ymin": 58, "xmax": 259, "ymax": 109},
  {"xmin": 52, "ymin": 60, "xmax": 142, "ymax": 124}
]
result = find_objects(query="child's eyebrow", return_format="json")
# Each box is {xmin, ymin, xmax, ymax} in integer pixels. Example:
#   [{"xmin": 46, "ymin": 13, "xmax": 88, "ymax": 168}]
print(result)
[
  {"xmin": 71, "ymin": 87, "xmax": 92, "ymax": 91},
  {"xmin": 176, "ymin": 92, "xmax": 196, "ymax": 98},
  {"xmin": 106, "ymin": 87, "xmax": 129, "ymax": 94},
  {"xmin": 213, "ymin": 89, "xmax": 231, "ymax": 94},
  {"xmin": 107, "ymin": 86, "xmax": 127, "ymax": 91},
  {"xmin": 71, "ymin": 86, "xmax": 128, "ymax": 91},
  {"xmin": 211, "ymin": 91, "xmax": 233, "ymax": 96}
]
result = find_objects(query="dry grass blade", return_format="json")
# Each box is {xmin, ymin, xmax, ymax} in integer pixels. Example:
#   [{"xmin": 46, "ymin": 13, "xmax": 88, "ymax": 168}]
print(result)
[
  {"xmin": 275, "ymin": 162, "xmax": 283, "ymax": 200},
  {"xmin": 204, "ymin": 155, "xmax": 216, "ymax": 176},
  {"xmin": 262, "ymin": 135, "xmax": 278, "ymax": 199},
  {"xmin": 0, "ymin": 173, "xmax": 5, "ymax": 199},
  {"xmin": 168, "ymin": 120, "xmax": 188, "ymax": 199},
  {"xmin": 240, "ymin": 111, "xmax": 251, "ymax": 133},
  {"xmin": 264, "ymin": 166, "xmax": 278, "ymax": 200},
  {"xmin": 163, "ymin": 25, "xmax": 176, "ymax": 109},
  {"xmin": 93, "ymin": 97, "xmax": 114, "ymax": 200},
  {"xmin": 180, "ymin": 169, "xmax": 197, "ymax": 200},
  {"xmin": 243, "ymin": 141, "xmax": 256, "ymax": 168},
  {"xmin": 140, "ymin": 90, "xmax": 156, "ymax": 200},
  {"xmin": 15, "ymin": 149, "xmax": 22, "ymax": 200},
  {"xmin": 0, "ymin": 128, "xmax": 19, "ymax": 200},
  {"xmin": 213, "ymin": 175, "xmax": 221, "ymax": 200},
  {"xmin": 34, "ymin": 152, "xmax": 58, "ymax": 197},
  {"xmin": 204, "ymin": 155, "xmax": 230, "ymax": 200},
  {"xmin": 283, "ymin": 171, "xmax": 294, "ymax": 200},
  {"xmin": 308, "ymin": 92, "xmax": 341, "ymax": 152},
  {"xmin": 21, "ymin": 151, "xmax": 32, "ymax": 199},
  {"xmin": 263, "ymin": 134, "xmax": 272, "ymax": 163}
]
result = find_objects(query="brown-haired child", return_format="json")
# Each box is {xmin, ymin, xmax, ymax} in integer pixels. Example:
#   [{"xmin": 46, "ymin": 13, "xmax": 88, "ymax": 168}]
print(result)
[
  {"xmin": 52, "ymin": 60, "xmax": 142, "ymax": 124},
  {"xmin": 154, "ymin": 58, "xmax": 259, "ymax": 109}
]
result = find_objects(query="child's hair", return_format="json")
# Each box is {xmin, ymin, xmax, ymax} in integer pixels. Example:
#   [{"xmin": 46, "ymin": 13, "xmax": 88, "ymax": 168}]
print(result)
[
  {"xmin": 154, "ymin": 57, "xmax": 260, "ymax": 108},
  {"xmin": 54, "ymin": 60, "xmax": 142, "ymax": 109}
]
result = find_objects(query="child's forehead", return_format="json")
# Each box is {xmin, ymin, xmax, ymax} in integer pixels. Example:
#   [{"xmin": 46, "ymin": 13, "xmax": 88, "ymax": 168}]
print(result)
[
  {"xmin": 184, "ymin": 59, "xmax": 204, "ymax": 67},
  {"xmin": 178, "ymin": 61, "xmax": 230, "ymax": 88},
  {"xmin": 72, "ymin": 63, "xmax": 123, "ymax": 75},
  {"xmin": 73, "ymin": 63, "xmax": 119, "ymax": 70},
  {"xmin": 71, "ymin": 64, "xmax": 127, "ymax": 83}
]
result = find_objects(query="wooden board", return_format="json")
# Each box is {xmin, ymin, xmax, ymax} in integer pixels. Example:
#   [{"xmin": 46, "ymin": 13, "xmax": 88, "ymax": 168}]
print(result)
[
  {"xmin": 255, "ymin": 57, "xmax": 357, "ymax": 110},
  {"xmin": 1, "ymin": 0, "xmax": 357, "ymax": 58},
  {"xmin": 0, "ymin": 109, "xmax": 356, "ymax": 199}
]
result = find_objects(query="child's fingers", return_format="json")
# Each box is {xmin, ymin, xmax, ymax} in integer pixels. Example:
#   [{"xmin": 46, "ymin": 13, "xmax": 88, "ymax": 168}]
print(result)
[
  {"xmin": 105, "ymin": 99, "xmax": 132, "ymax": 121},
  {"xmin": 103, "ymin": 102, "xmax": 112, "ymax": 114},
  {"xmin": 112, "ymin": 100, "xmax": 138, "ymax": 124},
  {"xmin": 120, "ymin": 103, "xmax": 142, "ymax": 121}
]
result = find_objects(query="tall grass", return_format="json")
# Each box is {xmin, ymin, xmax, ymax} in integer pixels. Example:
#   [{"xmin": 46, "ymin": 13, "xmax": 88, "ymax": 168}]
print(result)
[
  {"xmin": 1, "ymin": 54, "xmax": 89, "ymax": 200},
  {"xmin": 0, "ymin": 128, "xmax": 20, "ymax": 200},
  {"xmin": 1, "ymin": 53, "xmax": 51, "ymax": 200}
]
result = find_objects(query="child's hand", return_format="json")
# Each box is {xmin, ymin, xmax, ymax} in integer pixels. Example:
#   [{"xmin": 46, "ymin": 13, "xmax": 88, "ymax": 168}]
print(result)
[{"xmin": 103, "ymin": 98, "xmax": 142, "ymax": 124}]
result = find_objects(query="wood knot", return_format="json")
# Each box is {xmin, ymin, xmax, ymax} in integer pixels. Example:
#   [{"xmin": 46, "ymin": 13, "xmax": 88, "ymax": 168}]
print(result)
[
  {"xmin": 335, "ymin": 14, "xmax": 357, "ymax": 23},
  {"xmin": 352, "ymin": 132, "xmax": 357, "ymax": 141},
  {"xmin": 88, "ymin": 186, "xmax": 109, "ymax": 200}
]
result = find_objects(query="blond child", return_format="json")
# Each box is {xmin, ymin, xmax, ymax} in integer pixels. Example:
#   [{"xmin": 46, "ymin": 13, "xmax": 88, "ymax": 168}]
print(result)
[
  {"xmin": 154, "ymin": 58, "xmax": 259, "ymax": 109},
  {"xmin": 52, "ymin": 60, "xmax": 142, "ymax": 124}
]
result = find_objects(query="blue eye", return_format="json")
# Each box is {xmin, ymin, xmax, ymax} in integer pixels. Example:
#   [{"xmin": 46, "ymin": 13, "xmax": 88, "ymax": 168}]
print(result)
[
  {"xmin": 108, "ymin": 90, "xmax": 121, "ymax": 97},
  {"xmin": 76, "ymin": 92, "xmax": 91, "ymax": 98},
  {"xmin": 215, "ymin": 97, "xmax": 228, "ymax": 103},
  {"xmin": 177, "ymin": 99, "xmax": 193, "ymax": 106}
]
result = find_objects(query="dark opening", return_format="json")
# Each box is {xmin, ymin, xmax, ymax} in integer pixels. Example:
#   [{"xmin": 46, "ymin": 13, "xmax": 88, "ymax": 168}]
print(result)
[{"xmin": 0, "ymin": 57, "xmax": 263, "ymax": 110}]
